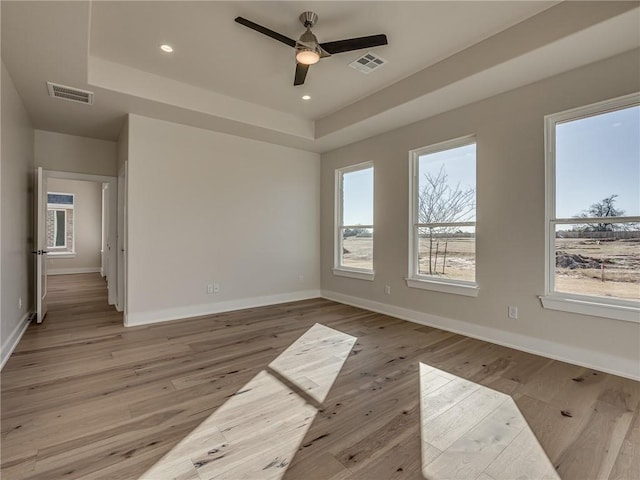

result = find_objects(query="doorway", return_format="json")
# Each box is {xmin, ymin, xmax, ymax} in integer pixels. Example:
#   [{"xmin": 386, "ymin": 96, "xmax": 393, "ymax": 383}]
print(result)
[{"xmin": 35, "ymin": 170, "xmax": 119, "ymax": 322}]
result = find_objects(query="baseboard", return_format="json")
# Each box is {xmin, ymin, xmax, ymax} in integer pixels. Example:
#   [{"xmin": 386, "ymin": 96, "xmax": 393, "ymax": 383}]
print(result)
[
  {"xmin": 1, "ymin": 311, "xmax": 32, "ymax": 370},
  {"xmin": 48, "ymin": 267, "xmax": 102, "ymax": 275},
  {"xmin": 321, "ymin": 290, "xmax": 640, "ymax": 381},
  {"xmin": 125, "ymin": 289, "xmax": 322, "ymax": 327}
]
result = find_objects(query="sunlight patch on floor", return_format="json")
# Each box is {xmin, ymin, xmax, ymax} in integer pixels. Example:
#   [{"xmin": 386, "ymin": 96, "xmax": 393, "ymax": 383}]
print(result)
[
  {"xmin": 419, "ymin": 363, "xmax": 560, "ymax": 480},
  {"xmin": 269, "ymin": 323, "xmax": 357, "ymax": 404},
  {"xmin": 139, "ymin": 323, "xmax": 356, "ymax": 480}
]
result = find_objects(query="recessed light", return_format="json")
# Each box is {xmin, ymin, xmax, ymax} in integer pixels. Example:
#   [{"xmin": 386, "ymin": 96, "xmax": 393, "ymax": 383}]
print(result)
[
  {"xmin": 160, "ymin": 44, "xmax": 174, "ymax": 53},
  {"xmin": 302, "ymin": 95, "xmax": 311, "ymax": 100}
]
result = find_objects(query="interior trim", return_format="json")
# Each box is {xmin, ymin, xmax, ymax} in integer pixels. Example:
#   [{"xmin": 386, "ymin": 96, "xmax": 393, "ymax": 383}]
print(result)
[
  {"xmin": 1, "ymin": 311, "xmax": 32, "ymax": 370},
  {"xmin": 321, "ymin": 290, "xmax": 640, "ymax": 381},
  {"xmin": 125, "ymin": 289, "xmax": 322, "ymax": 327}
]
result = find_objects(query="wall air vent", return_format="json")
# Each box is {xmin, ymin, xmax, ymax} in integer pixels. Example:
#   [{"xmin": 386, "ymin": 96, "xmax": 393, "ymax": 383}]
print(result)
[
  {"xmin": 348, "ymin": 51, "xmax": 387, "ymax": 74},
  {"xmin": 46, "ymin": 82, "xmax": 94, "ymax": 105}
]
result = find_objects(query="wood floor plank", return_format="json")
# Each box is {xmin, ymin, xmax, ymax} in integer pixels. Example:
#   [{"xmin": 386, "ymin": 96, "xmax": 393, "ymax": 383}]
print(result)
[
  {"xmin": 1, "ymin": 273, "xmax": 638, "ymax": 480},
  {"xmin": 484, "ymin": 418, "xmax": 559, "ymax": 480},
  {"xmin": 516, "ymin": 361, "xmax": 586, "ymax": 403},
  {"xmin": 555, "ymin": 399, "xmax": 635, "ymax": 479},
  {"xmin": 610, "ymin": 406, "xmax": 640, "ymax": 480},
  {"xmin": 424, "ymin": 399, "xmax": 527, "ymax": 480},
  {"xmin": 285, "ymin": 451, "xmax": 352, "ymax": 480},
  {"xmin": 348, "ymin": 428, "xmax": 422, "ymax": 480},
  {"xmin": 422, "ymin": 387, "xmax": 507, "ymax": 451}
]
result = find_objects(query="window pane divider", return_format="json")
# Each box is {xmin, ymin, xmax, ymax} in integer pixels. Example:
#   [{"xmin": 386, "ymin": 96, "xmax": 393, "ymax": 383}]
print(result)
[
  {"xmin": 415, "ymin": 221, "xmax": 476, "ymax": 228},
  {"xmin": 552, "ymin": 216, "xmax": 640, "ymax": 225}
]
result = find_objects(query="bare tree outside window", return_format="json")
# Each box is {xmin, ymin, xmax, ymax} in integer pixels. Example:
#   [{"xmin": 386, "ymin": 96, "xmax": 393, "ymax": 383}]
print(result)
[
  {"xmin": 577, "ymin": 194, "xmax": 627, "ymax": 232},
  {"xmin": 418, "ymin": 165, "xmax": 475, "ymax": 275}
]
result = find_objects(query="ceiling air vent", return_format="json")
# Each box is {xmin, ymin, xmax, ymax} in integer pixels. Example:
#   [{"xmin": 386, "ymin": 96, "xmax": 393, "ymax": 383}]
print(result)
[
  {"xmin": 349, "ymin": 51, "xmax": 387, "ymax": 74},
  {"xmin": 47, "ymin": 82, "xmax": 94, "ymax": 105}
]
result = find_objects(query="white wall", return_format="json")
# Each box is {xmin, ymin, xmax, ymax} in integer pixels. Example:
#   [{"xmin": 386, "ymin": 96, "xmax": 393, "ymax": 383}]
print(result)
[
  {"xmin": 1, "ymin": 61, "xmax": 34, "ymax": 367},
  {"xmin": 35, "ymin": 130, "xmax": 117, "ymax": 176},
  {"xmin": 321, "ymin": 49, "xmax": 640, "ymax": 379},
  {"xmin": 126, "ymin": 114, "xmax": 321, "ymax": 325},
  {"xmin": 47, "ymin": 178, "xmax": 102, "ymax": 274}
]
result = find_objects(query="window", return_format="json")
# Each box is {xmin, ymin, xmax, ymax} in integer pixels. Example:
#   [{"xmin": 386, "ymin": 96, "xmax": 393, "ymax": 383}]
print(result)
[
  {"xmin": 408, "ymin": 136, "xmax": 477, "ymax": 296},
  {"xmin": 334, "ymin": 162, "xmax": 374, "ymax": 280},
  {"xmin": 542, "ymin": 94, "xmax": 640, "ymax": 322},
  {"xmin": 47, "ymin": 192, "xmax": 75, "ymax": 254},
  {"xmin": 50, "ymin": 209, "xmax": 67, "ymax": 247}
]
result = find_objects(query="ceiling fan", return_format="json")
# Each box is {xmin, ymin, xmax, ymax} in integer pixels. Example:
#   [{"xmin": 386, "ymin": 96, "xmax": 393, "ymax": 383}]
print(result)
[{"xmin": 234, "ymin": 12, "xmax": 388, "ymax": 86}]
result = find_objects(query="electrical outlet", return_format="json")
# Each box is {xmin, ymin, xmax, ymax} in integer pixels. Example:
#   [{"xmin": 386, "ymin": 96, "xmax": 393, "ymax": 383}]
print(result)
[
  {"xmin": 384, "ymin": 285, "xmax": 391, "ymax": 295},
  {"xmin": 298, "ymin": 275, "xmax": 304, "ymax": 283},
  {"xmin": 207, "ymin": 284, "xmax": 214, "ymax": 294},
  {"xmin": 213, "ymin": 283, "xmax": 220, "ymax": 293},
  {"xmin": 18, "ymin": 297, "xmax": 22, "ymax": 309},
  {"xmin": 508, "ymin": 305, "xmax": 518, "ymax": 319}
]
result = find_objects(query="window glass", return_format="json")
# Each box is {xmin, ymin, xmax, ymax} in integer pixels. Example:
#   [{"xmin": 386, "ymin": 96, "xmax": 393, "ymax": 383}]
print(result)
[
  {"xmin": 342, "ymin": 168, "xmax": 373, "ymax": 225},
  {"xmin": 336, "ymin": 164, "xmax": 374, "ymax": 274},
  {"xmin": 54, "ymin": 210, "xmax": 66, "ymax": 247},
  {"xmin": 549, "ymin": 102, "xmax": 639, "ymax": 303},
  {"xmin": 412, "ymin": 140, "xmax": 476, "ymax": 285},
  {"xmin": 556, "ymin": 106, "xmax": 639, "ymax": 218}
]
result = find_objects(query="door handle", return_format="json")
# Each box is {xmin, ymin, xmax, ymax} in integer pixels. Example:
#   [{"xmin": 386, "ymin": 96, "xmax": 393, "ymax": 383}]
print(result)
[{"xmin": 31, "ymin": 250, "xmax": 49, "ymax": 255}]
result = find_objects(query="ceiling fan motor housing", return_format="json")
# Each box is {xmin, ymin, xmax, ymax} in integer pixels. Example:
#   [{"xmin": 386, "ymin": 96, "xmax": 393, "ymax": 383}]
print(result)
[
  {"xmin": 299, "ymin": 11, "xmax": 318, "ymax": 28},
  {"xmin": 298, "ymin": 29, "xmax": 319, "ymax": 47}
]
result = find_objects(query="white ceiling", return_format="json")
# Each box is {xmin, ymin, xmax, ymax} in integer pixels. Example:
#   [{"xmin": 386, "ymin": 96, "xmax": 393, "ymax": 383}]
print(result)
[
  {"xmin": 2, "ymin": 1, "xmax": 639, "ymax": 153},
  {"xmin": 89, "ymin": 1, "xmax": 556, "ymax": 120}
]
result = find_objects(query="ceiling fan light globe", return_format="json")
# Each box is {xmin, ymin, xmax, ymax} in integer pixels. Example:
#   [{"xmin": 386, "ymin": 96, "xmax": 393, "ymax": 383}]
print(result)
[{"xmin": 296, "ymin": 49, "xmax": 320, "ymax": 65}]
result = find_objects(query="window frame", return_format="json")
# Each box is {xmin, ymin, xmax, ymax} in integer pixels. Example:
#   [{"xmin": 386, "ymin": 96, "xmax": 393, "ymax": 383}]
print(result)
[
  {"xmin": 541, "ymin": 93, "xmax": 640, "ymax": 322},
  {"xmin": 47, "ymin": 191, "xmax": 75, "ymax": 255},
  {"xmin": 407, "ymin": 135, "xmax": 478, "ymax": 297},
  {"xmin": 334, "ymin": 161, "xmax": 375, "ymax": 281}
]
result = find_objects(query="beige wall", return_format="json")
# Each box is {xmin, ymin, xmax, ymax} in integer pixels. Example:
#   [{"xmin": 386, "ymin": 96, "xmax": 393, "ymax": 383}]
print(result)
[
  {"xmin": 117, "ymin": 117, "xmax": 128, "ymax": 173},
  {"xmin": 35, "ymin": 130, "xmax": 117, "ymax": 176},
  {"xmin": 1, "ymin": 61, "xmax": 34, "ymax": 366},
  {"xmin": 321, "ymin": 49, "xmax": 640, "ymax": 378},
  {"xmin": 126, "ymin": 114, "xmax": 321, "ymax": 324},
  {"xmin": 116, "ymin": 119, "xmax": 128, "ymax": 312},
  {"xmin": 47, "ymin": 178, "xmax": 102, "ymax": 273}
]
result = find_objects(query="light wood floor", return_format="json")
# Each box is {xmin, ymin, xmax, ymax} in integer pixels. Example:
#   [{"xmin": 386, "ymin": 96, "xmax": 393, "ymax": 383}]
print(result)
[
  {"xmin": 1, "ymin": 274, "xmax": 639, "ymax": 479},
  {"xmin": 419, "ymin": 363, "xmax": 559, "ymax": 480}
]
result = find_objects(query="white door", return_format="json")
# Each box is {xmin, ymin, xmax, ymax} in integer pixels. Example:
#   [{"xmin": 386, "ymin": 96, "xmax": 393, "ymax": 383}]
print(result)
[
  {"xmin": 101, "ymin": 183, "xmax": 108, "ymax": 278},
  {"xmin": 35, "ymin": 167, "xmax": 48, "ymax": 323}
]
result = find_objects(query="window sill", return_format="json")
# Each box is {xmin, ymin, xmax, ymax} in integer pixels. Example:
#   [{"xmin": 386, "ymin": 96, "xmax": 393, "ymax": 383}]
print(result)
[
  {"xmin": 539, "ymin": 295, "xmax": 640, "ymax": 323},
  {"xmin": 333, "ymin": 268, "xmax": 375, "ymax": 281},
  {"xmin": 48, "ymin": 252, "xmax": 76, "ymax": 259},
  {"xmin": 406, "ymin": 277, "xmax": 478, "ymax": 297}
]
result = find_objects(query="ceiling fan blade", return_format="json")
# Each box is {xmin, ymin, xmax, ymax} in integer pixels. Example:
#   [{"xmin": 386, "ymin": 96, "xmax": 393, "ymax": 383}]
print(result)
[
  {"xmin": 320, "ymin": 34, "xmax": 387, "ymax": 55},
  {"xmin": 294, "ymin": 63, "xmax": 309, "ymax": 86},
  {"xmin": 234, "ymin": 17, "xmax": 296, "ymax": 48}
]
